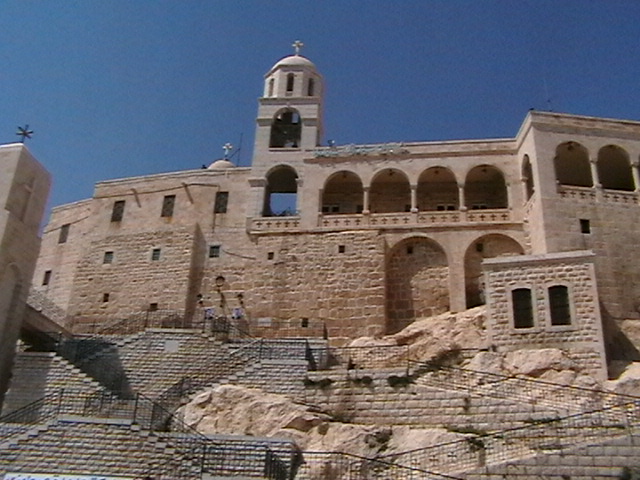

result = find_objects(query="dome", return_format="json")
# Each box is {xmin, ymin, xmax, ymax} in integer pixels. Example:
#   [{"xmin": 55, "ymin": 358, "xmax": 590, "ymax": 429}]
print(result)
[
  {"xmin": 271, "ymin": 55, "xmax": 316, "ymax": 70},
  {"xmin": 207, "ymin": 159, "xmax": 235, "ymax": 170}
]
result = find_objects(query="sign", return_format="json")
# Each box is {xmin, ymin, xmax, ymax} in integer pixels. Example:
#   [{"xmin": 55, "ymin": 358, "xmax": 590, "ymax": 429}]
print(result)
[
  {"xmin": 5, "ymin": 474, "xmax": 135, "ymax": 480},
  {"xmin": 314, "ymin": 142, "xmax": 409, "ymax": 158}
]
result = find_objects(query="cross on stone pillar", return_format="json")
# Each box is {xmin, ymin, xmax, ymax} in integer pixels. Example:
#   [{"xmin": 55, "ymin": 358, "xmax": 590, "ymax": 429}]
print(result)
[
  {"xmin": 292, "ymin": 40, "xmax": 304, "ymax": 55},
  {"xmin": 16, "ymin": 125, "xmax": 34, "ymax": 143}
]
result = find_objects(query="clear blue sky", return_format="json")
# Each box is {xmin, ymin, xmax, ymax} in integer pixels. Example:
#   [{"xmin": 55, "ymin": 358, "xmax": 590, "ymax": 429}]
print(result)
[{"xmin": 2, "ymin": 1, "xmax": 640, "ymax": 212}]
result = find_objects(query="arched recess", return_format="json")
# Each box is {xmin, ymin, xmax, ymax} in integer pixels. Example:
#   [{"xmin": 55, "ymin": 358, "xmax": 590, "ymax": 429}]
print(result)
[
  {"xmin": 417, "ymin": 166, "xmax": 458, "ymax": 211},
  {"xmin": 321, "ymin": 171, "xmax": 364, "ymax": 214},
  {"xmin": 597, "ymin": 145, "xmax": 634, "ymax": 191},
  {"xmin": 370, "ymin": 168, "xmax": 411, "ymax": 213},
  {"xmin": 522, "ymin": 155, "xmax": 534, "ymax": 201},
  {"xmin": 464, "ymin": 234, "xmax": 524, "ymax": 308},
  {"xmin": 263, "ymin": 165, "xmax": 299, "ymax": 216},
  {"xmin": 386, "ymin": 237, "xmax": 449, "ymax": 334},
  {"xmin": 554, "ymin": 141, "xmax": 592, "ymax": 187},
  {"xmin": 464, "ymin": 165, "xmax": 508, "ymax": 209},
  {"xmin": 269, "ymin": 108, "xmax": 301, "ymax": 148}
]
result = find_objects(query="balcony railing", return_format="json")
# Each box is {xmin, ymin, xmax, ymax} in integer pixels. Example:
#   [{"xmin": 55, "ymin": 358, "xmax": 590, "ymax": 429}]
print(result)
[{"xmin": 558, "ymin": 184, "xmax": 639, "ymax": 205}]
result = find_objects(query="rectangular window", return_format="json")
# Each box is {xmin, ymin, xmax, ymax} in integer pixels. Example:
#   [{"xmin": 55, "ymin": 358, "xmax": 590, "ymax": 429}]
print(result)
[
  {"xmin": 161, "ymin": 195, "xmax": 176, "ymax": 217},
  {"xmin": 580, "ymin": 219, "xmax": 591, "ymax": 234},
  {"xmin": 103, "ymin": 251, "xmax": 114, "ymax": 264},
  {"xmin": 214, "ymin": 191, "xmax": 229, "ymax": 213},
  {"xmin": 512, "ymin": 288, "xmax": 534, "ymax": 329},
  {"xmin": 549, "ymin": 285, "xmax": 572, "ymax": 326},
  {"xmin": 111, "ymin": 200, "xmax": 125, "ymax": 222},
  {"xmin": 149, "ymin": 302, "xmax": 158, "ymax": 312},
  {"xmin": 338, "ymin": 245, "xmax": 346, "ymax": 253},
  {"xmin": 42, "ymin": 270, "xmax": 52, "ymax": 286},
  {"xmin": 267, "ymin": 252, "xmax": 274, "ymax": 260},
  {"xmin": 102, "ymin": 293, "xmax": 110, "ymax": 303},
  {"xmin": 209, "ymin": 245, "xmax": 221, "ymax": 258},
  {"xmin": 58, "ymin": 224, "xmax": 70, "ymax": 244},
  {"xmin": 151, "ymin": 248, "xmax": 161, "ymax": 261}
]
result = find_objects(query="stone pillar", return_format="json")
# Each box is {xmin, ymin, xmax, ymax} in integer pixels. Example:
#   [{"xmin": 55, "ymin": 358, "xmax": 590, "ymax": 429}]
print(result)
[
  {"xmin": 448, "ymin": 246, "xmax": 467, "ymax": 313},
  {"xmin": 248, "ymin": 178, "xmax": 268, "ymax": 217},
  {"xmin": 632, "ymin": 162, "xmax": 640, "ymax": 192},
  {"xmin": 363, "ymin": 186, "xmax": 370, "ymax": 214},
  {"xmin": 410, "ymin": 184, "xmax": 418, "ymax": 213},
  {"xmin": 590, "ymin": 158, "xmax": 603, "ymax": 201},
  {"xmin": 458, "ymin": 183, "xmax": 467, "ymax": 211},
  {"xmin": 296, "ymin": 177, "xmax": 304, "ymax": 215}
]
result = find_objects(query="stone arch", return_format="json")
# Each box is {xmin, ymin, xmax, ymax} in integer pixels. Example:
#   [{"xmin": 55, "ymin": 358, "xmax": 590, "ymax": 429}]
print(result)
[
  {"xmin": 554, "ymin": 141, "xmax": 592, "ymax": 187},
  {"xmin": 522, "ymin": 155, "xmax": 534, "ymax": 201},
  {"xmin": 464, "ymin": 165, "xmax": 508, "ymax": 209},
  {"xmin": 321, "ymin": 171, "xmax": 364, "ymax": 214},
  {"xmin": 386, "ymin": 236, "xmax": 449, "ymax": 334},
  {"xmin": 464, "ymin": 234, "xmax": 524, "ymax": 308},
  {"xmin": 417, "ymin": 166, "xmax": 458, "ymax": 211},
  {"xmin": 263, "ymin": 165, "xmax": 299, "ymax": 216},
  {"xmin": 269, "ymin": 108, "xmax": 301, "ymax": 148},
  {"xmin": 597, "ymin": 145, "xmax": 634, "ymax": 191},
  {"xmin": 370, "ymin": 168, "xmax": 411, "ymax": 213}
]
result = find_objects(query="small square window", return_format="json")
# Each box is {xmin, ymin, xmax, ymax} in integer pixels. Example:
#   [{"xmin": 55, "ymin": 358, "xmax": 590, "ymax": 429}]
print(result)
[
  {"xmin": 111, "ymin": 200, "xmax": 125, "ymax": 222},
  {"xmin": 301, "ymin": 318, "xmax": 309, "ymax": 328},
  {"xmin": 58, "ymin": 224, "xmax": 70, "ymax": 244},
  {"xmin": 267, "ymin": 252, "xmax": 274, "ymax": 260},
  {"xmin": 103, "ymin": 251, "xmax": 114, "ymax": 264},
  {"xmin": 406, "ymin": 246, "xmax": 413, "ymax": 255},
  {"xmin": 42, "ymin": 270, "xmax": 52, "ymax": 286},
  {"xmin": 338, "ymin": 245, "xmax": 346, "ymax": 253},
  {"xmin": 161, "ymin": 195, "xmax": 176, "ymax": 217},
  {"xmin": 476, "ymin": 243, "xmax": 484, "ymax": 253},
  {"xmin": 149, "ymin": 302, "xmax": 158, "ymax": 312},
  {"xmin": 209, "ymin": 245, "xmax": 221, "ymax": 258},
  {"xmin": 214, "ymin": 192, "xmax": 229, "ymax": 213},
  {"xmin": 151, "ymin": 248, "xmax": 161, "ymax": 261},
  {"xmin": 580, "ymin": 219, "xmax": 591, "ymax": 234},
  {"xmin": 102, "ymin": 293, "xmax": 110, "ymax": 303}
]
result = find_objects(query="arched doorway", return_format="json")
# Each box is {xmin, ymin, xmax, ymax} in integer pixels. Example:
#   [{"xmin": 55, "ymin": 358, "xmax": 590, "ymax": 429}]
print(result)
[
  {"xmin": 321, "ymin": 171, "xmax": 364, "ymax": 214},
  {"xmin": 417, "ymin": 166, "xmax": 458, "ymax": 211},
  {"xmin": 386, "ymin": 237, "xmax": 449, "ymax": 334},
  {"xmin": 370, "ymin": 168, "xmax": 411, "ymax": 213},
  {"xmin": 554, "ymin": 141, "xmax": 591, "ymax": 187},
  {"xmin": 263, "ymin": 165, "xmax": 299, "ymax": 216},
  {"xmin": 465, "ymin": 165, "xmax": 508, "ymax": 209},
  {"xmin": 464, "ymin": 234, "xmax": 524, "ymax": 308}
]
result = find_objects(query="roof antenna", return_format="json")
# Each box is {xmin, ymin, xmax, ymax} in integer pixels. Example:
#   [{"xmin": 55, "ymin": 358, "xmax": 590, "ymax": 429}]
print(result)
[
  {"xmin": 543, "ymin": 72, "xmax": 553, "ymax": 112},
  {"xmin": 228, "ymin": 132, "xmax": 243, "ymax": 166}
]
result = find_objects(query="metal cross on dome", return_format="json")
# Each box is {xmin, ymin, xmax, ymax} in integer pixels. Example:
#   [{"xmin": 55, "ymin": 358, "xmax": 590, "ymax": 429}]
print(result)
[
  {"xmin": 292, "ymin": 40, "xmax": 304, "ymax": 55},
  {"xmin": 223, "ymin": 143, "xmax": 233, "ymax": 159},
  {"xmin": 16, "ymin": 124, "xmax": 34, "ymax": 143}
]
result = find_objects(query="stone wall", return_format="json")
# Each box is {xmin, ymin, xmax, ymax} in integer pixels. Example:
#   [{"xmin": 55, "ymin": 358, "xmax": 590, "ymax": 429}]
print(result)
[{"xmin": 484, "ymin": 250, "xmax": 607, "ymax": 380}]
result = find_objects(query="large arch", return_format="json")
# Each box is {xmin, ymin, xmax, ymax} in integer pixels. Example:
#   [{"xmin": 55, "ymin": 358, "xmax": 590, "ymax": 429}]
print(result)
[
  {"xmin": 263, "ymin": 165, "xmax": 299, "ymax": 216},
  {"xmin": 464, "ymin": 234, "xmax": 524, "ymax": 308},
  {"xmin": 386, "ymin": 237, "xmax": 449, "ymax": 334},
  {"xmin": 269, "ymin": 108, "xmax": 302, "ymax": 148},
  {"xmin": 464, "ymin": 165, "xmax": 508, "ymax": 209},
  {"xmin": 522, "ymin": 155, "xmax": 534, "ymax": 202},
  {"xmin": 554, "ymin": 141, "xmax": 592, "ymax": 187},
  {"xmin": 321, "ymin": 171, "xmax": 364, "ymax": 214},
  {"xmin": 370, "ymin": 168, "xmax": 411, "ymax": 213},
  {"xmin": 597, "ymin": 145, "xmax": 634, "ymax": 191},
  {"xmin": 417, "ymin": 166, "xmax": 458, "ymax": 211}
]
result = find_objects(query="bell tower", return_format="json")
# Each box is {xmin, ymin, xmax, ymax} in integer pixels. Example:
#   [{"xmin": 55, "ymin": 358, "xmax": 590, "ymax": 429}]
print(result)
[{"xmin": 252, "ymin": 41, "xmax": 324, "ymax": 171}]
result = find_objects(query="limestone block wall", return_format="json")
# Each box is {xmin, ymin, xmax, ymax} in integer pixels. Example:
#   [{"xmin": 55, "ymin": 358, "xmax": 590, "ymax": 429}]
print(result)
[
  {"xmin": 68, "ymin": 227, "xmax": 201, "ymax": 327},
  {"xmin": 484, "ymin": 250, "xmax": 607, "ymax": 380}
]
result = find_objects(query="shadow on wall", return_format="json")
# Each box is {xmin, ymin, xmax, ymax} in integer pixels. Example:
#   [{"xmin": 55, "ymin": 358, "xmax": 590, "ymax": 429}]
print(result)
[{"xmin": 601, "ymin": 302, "xmax": 640, "ymax": 371}]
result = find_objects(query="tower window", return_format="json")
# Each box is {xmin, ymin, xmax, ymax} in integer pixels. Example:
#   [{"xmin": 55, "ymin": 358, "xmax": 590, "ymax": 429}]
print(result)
[
  {"xmin": 286, "ymin": 73, "xmax": 294, "ymax": 92},
  {"xmin": 209, "ymin": 245, "xmax": 221, "ymax": 258},
  {"xmin": 103, "ymin": 251, "xmax": 114, "ymax": 264},
  {"xmin": 270, "ymin": 109, "xmax": 302, "ymax": 148},
  {"xmin": 58, "ymin": 224, "xmax": 70, "ymax": 244},
  {"xmin": 111, "ymin": 200, "xmax": 125, "ymax": 222},
  {"xmin": 214, "ymin": 192, "xmax": 229, "ymax": 213},
  {"xmin": 308, "ymin": 78, "xmax": 315, "ymax": 96},
  {"xmin": 161, "ymin": 195, "xmax": 176, "ymax": 217},
  {"xmin": 580, "ymin": 219, "xmax": 591, "ymax": 234},
  {"xmin": 512, "ymin": 288, "xmax": 534, "ymax": 329},
  {"xmin": 268, "ymin": 78, "xmax": 274, "ymax": 97},
  {"xmin": 549, "ymin": 285, "xmax": 571, "ymax": 326},
  {"xmin": 42, "ymin": 270, "xmax": 52, "ymax": 286},
  {"xmin": 151, "ymin": 248, "xmax": 161, "ymax": 261}
]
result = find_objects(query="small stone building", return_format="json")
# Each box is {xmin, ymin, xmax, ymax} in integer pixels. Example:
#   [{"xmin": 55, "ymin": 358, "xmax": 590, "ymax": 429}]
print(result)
[
  {"xmin": 31, "ymin": 47, "xmax": 640, "ymax": 367},
  {"xmin": 0, "ymin": 143, "xmax": 51, "ymax": 404}
]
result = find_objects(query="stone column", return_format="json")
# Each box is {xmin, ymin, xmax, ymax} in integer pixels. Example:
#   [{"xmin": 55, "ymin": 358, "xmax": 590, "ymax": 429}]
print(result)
[
  {"xmin": 248, "ymin": 178, "xmax": 268, "ymax": 217},
  {"xmin": 458, "ymin": 183, "xmax": 467, "ymax": 211},
  {"xmin": 590, "ymin": 158, "xmax": 603, "ymax": 201},
  {"xmin": 362, "ymin": 186, "xmax": 370, "ymax": 214},
  {"xmin": 410, "ymin": 184, "xmax": 418, "ymax": 213},
  {"xmin": 296, "ymin": 178, "xmax": 304, "ymax": 215},
  {"xmin": 632, "ymin": 162, "xmax": 640, "ymax": 205}
]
